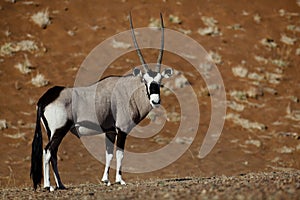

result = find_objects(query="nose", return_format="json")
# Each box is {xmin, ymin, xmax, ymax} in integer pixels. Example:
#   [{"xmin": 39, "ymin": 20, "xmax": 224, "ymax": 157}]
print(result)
[{"xmin": 151, "ymin": 99, "xmax": 160, "ymax": 105}]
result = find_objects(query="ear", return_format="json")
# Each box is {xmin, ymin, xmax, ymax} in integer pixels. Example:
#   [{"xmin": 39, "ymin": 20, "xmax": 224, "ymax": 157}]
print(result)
[
  {"xmin": 161, "ymin": 68, "xmax": 173, "ymax": 78},
  {"xmin": 133, "ymin": 67, "xmax": 142, "ymax": 77}
]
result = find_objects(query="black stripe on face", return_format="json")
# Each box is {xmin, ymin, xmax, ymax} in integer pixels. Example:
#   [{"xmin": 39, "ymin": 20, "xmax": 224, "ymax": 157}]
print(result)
[{"xmin": 149, "ymin": 82, "xmax": 160, "ymax": 95}]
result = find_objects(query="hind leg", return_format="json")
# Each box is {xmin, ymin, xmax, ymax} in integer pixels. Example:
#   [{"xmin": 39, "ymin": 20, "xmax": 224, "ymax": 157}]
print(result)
[
  {"xmin": 46, "ymin": 123, "xmax": 70, "ymax": 190},
  {"xmin": 43, "ymin": 102, "xmax": 70, "ymax": 190},
  {"xmin": 101, "ymin": 132, "xmax": 116, "ymax": 186},
  {"xmin": 50, "ymin": 148, "xmax": 65, "ymax": 189}
]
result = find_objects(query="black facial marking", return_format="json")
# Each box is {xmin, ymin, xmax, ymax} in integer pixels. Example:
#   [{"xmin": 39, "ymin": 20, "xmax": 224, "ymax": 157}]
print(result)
[
  {"xmin": 148, "ymin": 70, "xmax": 158, "ymax": 78},
  {"xmin": 145, "ymin": 83, "xmax": 150, "ymax": 99},
  {"xmin": 149, "ymin": 82, "xmax": 160, "ymax": 95}
]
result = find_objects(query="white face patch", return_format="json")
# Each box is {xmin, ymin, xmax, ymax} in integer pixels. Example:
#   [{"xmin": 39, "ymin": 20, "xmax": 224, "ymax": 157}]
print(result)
[
  {"xmin": 150, "ymin": 94, "xmax": 160, "ymax": 107},
  {"xmin": 153, "ymin": 73, "xmax": 162, "ymax": 83}
]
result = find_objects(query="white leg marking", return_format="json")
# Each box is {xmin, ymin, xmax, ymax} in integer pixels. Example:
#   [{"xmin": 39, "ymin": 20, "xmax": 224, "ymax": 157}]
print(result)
[
  {"xmin": 115, "ymin": 148, "xmax": 126, "ymax": 185},
  {"xmin": 101, "ymin": 150, "xmax": 113, "ymax": 186},
  {"xmin": 43, "ymin": 149, "xmax": 51, "ymax": 188},
  {"xmin": 101, "ymin": 136, "xmax": 114, "ymax": 186},
  {"xmin": 53, "ymin": 171, "xmax": 59, "ymax": 188}
]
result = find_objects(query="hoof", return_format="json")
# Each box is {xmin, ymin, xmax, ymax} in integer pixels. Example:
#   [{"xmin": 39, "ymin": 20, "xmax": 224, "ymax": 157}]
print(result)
[
  {"xmin": 56, "ymin": 185, "xmax": 67, "ymax": 190},
  {"xmin": 44, "ymin": 186, "xmax": 55, "ymax": 192},
  {"xmin": 115, "ymin": 180, "xmax": 126, "ymax": 185},
  {"xmin": 102, "ymin": 180, "xmax": 111, "ymax": 186}
]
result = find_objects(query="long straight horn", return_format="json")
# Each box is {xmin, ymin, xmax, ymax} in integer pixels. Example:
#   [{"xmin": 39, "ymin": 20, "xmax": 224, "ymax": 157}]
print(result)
[
  {"xmin": 155, "ymin": 13, "xmax": 164, "ymax": 73},
  {"xmin": 129, "ymin": 12, "xmax": 149, "ymax": 72}
]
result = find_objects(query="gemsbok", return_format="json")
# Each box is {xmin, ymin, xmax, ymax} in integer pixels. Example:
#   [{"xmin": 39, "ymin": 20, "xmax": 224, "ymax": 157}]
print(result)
[{"xmin": 30, "ymin": 13, "xmax": 173, "ymax": 190}]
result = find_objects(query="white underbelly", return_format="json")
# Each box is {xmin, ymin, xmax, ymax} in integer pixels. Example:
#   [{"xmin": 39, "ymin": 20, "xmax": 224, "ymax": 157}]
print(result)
[{"xmin": 74, "ymin": 123, "xmax": 104, "ymax": 136}]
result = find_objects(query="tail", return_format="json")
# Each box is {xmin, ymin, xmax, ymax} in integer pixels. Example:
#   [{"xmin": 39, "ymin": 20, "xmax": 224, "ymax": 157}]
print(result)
[{"xmin": 30, "ymin": 105, "xmax": 43, "ymax": 190}]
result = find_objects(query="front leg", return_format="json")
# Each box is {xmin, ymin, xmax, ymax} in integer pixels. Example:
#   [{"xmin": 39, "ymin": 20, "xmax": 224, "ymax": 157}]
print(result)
[
  {"xmin": 101, "ymin": 132, "xmax": 116, "ymax": 186},
  {"xmin": 116, "ymin": 129, "xmax": 127, "ymax": 185}
]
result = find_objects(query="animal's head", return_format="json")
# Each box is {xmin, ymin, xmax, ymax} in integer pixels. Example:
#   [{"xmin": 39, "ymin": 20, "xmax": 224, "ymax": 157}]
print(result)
[{"xmin": 129, "ymin": 13, "xmax": 173, "ymax": 108}]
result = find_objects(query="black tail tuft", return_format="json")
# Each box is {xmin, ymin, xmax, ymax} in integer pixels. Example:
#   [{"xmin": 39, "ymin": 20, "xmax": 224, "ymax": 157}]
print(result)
[{"xmin": 30, "ymin": 105, "xmax": 43, "ymax": 190}]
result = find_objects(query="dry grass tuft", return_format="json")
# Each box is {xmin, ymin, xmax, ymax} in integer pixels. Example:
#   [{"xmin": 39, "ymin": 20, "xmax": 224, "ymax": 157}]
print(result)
[
  {"xmin": 169, "ymin": 14, "xmax": 182, "ymax": 24},
  {"xmin": 111, "ymin": 39, "xmax": 131, "ymax": 49},
  {"xmin": 0, "ymin": 40, "xmax": 38, "ymax": 56},
  {"xmin": 198, "ymin": 16, "xmax": 221, "ymax": 36},
  {"xmin": 31, "ymin": 8, "xmax": 51, "ymax": 29},
  {"xmin": 31, "ymin": 73, "xmax": 49, "ymax": 87},
  {"xmin": 232, "ymin": 66, "xmax": 248, "ymax": 78},
  {"xmin": 260, "ymin": 38, "xmax": 277, "ymax": 49},
  {"xmin": 285, "ymin": 103, "xmax": 300, "ymax": 121},
  {"xmin": 14, "ymin": 54, "xmax": 33, "ymax": 74},
  {"xmin": 3, "ymin": 132, "xmax": 26, "ymax": 140},
  {"xmin": 226, "ymin": 113, "xmax": 267, "ymax": 131},
  {"xmin": 207, "ymin": 51, "xmax": 222, "ymax": 64},
  {"xmin": 167, "ymin": 112, "xmax": 181, "ymax": 122},
  {"xmin": 148, "ymin": 17, "xmax": 160, "ymax": 28},
  {"xmin": 280, "ymin": 34, "xmax": 297, "ymax": 45},
  {"xmin": 253, "ymin": 13, "xmax": 261, "ymax": 23},
  {"xmin": 227, "ymin": 101, "xmax": 245, "ymax": 112},
  {"xmin": 0, "ymin": 119, "xmax": 7, "ymax": 130}
]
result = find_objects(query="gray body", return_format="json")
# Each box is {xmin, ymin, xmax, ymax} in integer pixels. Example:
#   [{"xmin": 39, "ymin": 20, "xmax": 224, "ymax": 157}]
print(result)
[{"xmin": 54, "ymin": 75, "xmax": 152, "ymax": 137}]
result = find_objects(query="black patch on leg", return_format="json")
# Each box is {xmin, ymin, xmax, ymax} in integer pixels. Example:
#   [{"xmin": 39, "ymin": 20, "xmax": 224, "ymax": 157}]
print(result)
[
  {"xmin": 116, "ymin": 129, "xmax": 127, "ymax": 150},
  {"xmin": 106, "ymin": 132, "xmax": 117, "ymax": 145}
]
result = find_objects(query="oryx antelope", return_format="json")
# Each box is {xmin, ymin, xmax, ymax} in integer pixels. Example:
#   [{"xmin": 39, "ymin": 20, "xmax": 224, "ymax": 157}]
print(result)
[{"xmin": 30, "ymin": 13, "xmax": 173, "ymax": 190}]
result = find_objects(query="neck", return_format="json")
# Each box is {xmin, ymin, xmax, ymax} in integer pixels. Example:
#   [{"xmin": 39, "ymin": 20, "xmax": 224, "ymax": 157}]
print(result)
[{"xmin": 130, "ymin": 79, "xmax": 153, "ymax": 124}]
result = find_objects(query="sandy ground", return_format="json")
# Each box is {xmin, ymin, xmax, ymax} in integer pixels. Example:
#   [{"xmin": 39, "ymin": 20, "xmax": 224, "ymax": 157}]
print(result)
[
  {"xmin": 0, "ymin": 0, "xmax": 299, "ymax": 199},
  {"xmin": 1, "ymin": 171, "xmax": 300, "ymax": 199}
]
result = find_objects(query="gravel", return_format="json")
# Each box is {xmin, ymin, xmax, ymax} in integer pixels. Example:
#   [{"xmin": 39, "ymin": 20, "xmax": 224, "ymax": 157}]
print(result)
[{"xmin": 1, "ymin": 171, "xmax": 299, "ymax": 200}]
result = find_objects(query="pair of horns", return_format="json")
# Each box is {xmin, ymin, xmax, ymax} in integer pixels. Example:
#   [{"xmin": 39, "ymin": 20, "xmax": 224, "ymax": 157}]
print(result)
[{"xmin": 129, "ymin": 13, "xmax": 164, "ymax": 73}]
